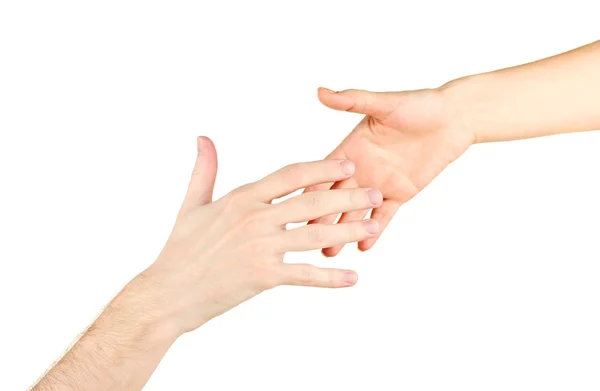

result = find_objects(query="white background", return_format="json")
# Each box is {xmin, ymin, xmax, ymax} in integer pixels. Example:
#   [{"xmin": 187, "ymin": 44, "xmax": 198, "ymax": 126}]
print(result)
[{"xmin": 1, "ymin": 1, "xmax": 599, "ymax": 390}]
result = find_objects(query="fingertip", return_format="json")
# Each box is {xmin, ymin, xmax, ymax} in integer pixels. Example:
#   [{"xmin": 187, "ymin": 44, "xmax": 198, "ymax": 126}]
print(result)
[
  {"xmin": 358, "ymin": 239, "xmax": 375, "ymax": 252},
  {"xmin": 317, "ymin": 87, "xmax": 332, "ymax": 105},
  {"xmin": 360, "ymin": 200, "xmax": 399, "ymax": 251},
  {"xmin": 364, "ymin": 219, "xmax": 379, "ymax": 235},
  {"xmin": 197, "ymin": 136, "xmax": 215, "ymax": 154},
  {"xmin": 366, "ymin": 189, "xmax": 383, "ymax": 206},
  {"xmin": 191, "ymin": 136, "xmax": 218, "ymax": 183},
  {"xmin": 343, "ymin": 271, "xmax": 358, "ymax": 286},
  {"xmin": 318, "ymin": 86, "xmax": 336, "ymax": 94},
  {"xmin": 322, "ymin": 246, "xmax": 342, "ymax": 258},
  {"xmin": 340, "ymin": 160, "xmax": 355, "ymax": 176},
  {"xmin": 182, "ymin": 137, "xmax": 218, "ymax": 212},
  {"xmin": 318, "ymin": 88, "xmax": 355, "ymax": 111}
]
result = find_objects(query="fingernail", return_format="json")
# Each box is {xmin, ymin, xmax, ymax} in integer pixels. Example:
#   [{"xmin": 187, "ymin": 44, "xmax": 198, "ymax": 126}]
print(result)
[
  {"xmin": 364, "ymin": 219, "xmax": 379, "ymax": 235},
  {"xmin": 340, "ymin": 160, "xmax": 355, "ymax": 176},
  {"xmin": 344, "ymin": 272, "xmax": 358, "ymax": 285},
  {"xmin": 367, "ymin": 189, "xmax": 382, "ymax": 205},
  {"xmin": 320, "ymin": 87, "xmax": 336, "ymax": 94},
  {"xmin": 197, "ymin": 137, "xmax": 203, "ymax": 152}
]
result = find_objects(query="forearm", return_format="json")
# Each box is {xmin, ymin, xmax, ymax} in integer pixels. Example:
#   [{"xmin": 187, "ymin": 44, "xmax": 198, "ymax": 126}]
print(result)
[
  {"xmin": 442, "ymin": 40, "xmax": 600, "ymax": 143},
  {"xmin": 32, "ymin": 272, "xmax": 180, "ymax": 391}
]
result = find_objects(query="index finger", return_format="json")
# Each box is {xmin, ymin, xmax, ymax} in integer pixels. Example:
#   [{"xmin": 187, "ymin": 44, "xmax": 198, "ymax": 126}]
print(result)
[{"xmin": 251, "ymin": 160, "xmax": 355, "ymax": 202}]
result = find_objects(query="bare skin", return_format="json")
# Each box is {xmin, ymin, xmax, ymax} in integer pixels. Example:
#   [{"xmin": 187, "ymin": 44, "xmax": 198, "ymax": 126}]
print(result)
[
  {"xmin": 312, "ymin": 40, "xmax": 600, "ymax": 256},
  {"xmin": 31, "ymin": 39, "xmax": 600, "ymax": 389},
  {"xmin": 32, "ymin": 137, "xmax": 383, "ymax": 391}
]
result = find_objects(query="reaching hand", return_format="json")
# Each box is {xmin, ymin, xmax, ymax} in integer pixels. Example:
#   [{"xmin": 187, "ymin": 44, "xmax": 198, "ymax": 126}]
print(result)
[
  {"xmin": 145, "ymin": 137, "xmax": 383, "ymax": 335},
  {"xmin": 309, "ymin": 86, "xmax": 476, "ymax": 256}
]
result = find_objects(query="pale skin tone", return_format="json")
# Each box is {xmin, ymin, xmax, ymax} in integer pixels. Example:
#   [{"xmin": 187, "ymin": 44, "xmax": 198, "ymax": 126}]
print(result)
[
  {"xmin": 311, "ymin": 39, "xmax": 600, "ymax": 257},
  {"xmin": 33, "ymin": 40, "xmax": 600, "ymax": 390},
  {"xmin": 32, "ymin": 137, "xmax": 383, "ymax": 390}
]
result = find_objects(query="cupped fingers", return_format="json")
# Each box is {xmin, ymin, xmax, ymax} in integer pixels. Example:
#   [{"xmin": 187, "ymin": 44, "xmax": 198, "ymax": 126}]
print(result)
[
  {"xmin": 358, "ymin": 200, "xmax": 400, "ymax": 252},
  {"xmin": 277, "ymin": 264, "xmax": 358, "ymax": 288},
  {"xmin": 278, "ymin": 219, "xmax": 379, "ymax": 252},
  {"xmin": 321, "ymin": 208, "xmax": 370, "ymax": 257},
  {"xmin": 307, "ymin": 177, "xmax": 358, "ymax": 226}
]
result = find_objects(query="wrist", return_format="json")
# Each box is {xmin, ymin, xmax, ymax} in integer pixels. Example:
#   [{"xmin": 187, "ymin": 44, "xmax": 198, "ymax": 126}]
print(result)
[
  {"xmin": 103, "ymin": 271, "xmax": 185, "ymax": 345},
  {"xmin": 439, "ymin": 73, "xmax": 494, "ymax": 144},
  {"xmin": 131, "ymin": 262, "xmax": 216, "ymax": 335}
]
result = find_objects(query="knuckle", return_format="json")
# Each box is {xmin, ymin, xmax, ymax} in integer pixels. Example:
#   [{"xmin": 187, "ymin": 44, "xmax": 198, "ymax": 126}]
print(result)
[
  {"xmin": 253, "ymin": 265, "xmax": 279, "ymax": 290},
  {"xmin": 339, "ymin": 223, "xmax": 359, "ymax": 243},
  {"xmin": 351, "ymin": 222, "xmax": 364, "ymax": 240},
  {"xmin": 243, "ymin": 236, "xmax": 272, "ymax": 255},
  {"xmin": 242, "ymin": 207, "xmax": 262, "ymax": 221},
  {"xmin": 337, "ymin": 225, "xmax": 353, "ymax": 243},
  {"xmin": 348, "ymin": 189, "xmax": 362, "ymax": 207},
  {"xmin": 307, "ymin": 225, "xmax": 326, "ymax": 243},
  {"xmin": 282, "ymin": 163, "xmax": 305, "ymax": 185},
  {"xmin": 242, "ymin": 213, "xmax": 272, "ymax": 235},
  {"xmin": 305, "ymin": 194, "xmax": 324, "ymax": 211},
  {"xmin": 297, "ymin": 267, "xmax": 316, "ymax": 285},
  {"xmin": 327, "ymin": 269, "xmax": 338, "ymax": 286},
  {"xmin": 236, "ymin": 183, "xmax": 255, "ymax": 197},
  {"xmin": 357, "ymin": 98, "xmax": 368, "ymax": 113},
  {"xmin": 224, "ymin": 184, "xmax": 252, "ymax": 205}
]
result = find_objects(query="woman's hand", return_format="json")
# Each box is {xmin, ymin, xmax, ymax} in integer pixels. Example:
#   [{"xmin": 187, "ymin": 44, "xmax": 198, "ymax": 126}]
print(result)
[
  {"xmin": 312, "ymin": 41, "xmax": 600, "ymax": 257},
  {"xmin": 142, "ymin": 136, "xmax": 383, "ymax": 336},
  {"xmin": 308, "ymin": 87, "xmax": 475, "ymax": 256}
]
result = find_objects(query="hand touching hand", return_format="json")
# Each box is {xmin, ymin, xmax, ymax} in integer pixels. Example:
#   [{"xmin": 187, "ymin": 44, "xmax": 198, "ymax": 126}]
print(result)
[
  {"xmin": 143, "ymin": 137, "xmax": 383, "ymax": 335},
  {"xmin": 310, "ymin": 86, "xmax": 476, "ymax": 256},
  {"xmin": 31, "ymin": 137, "xmax": 383, "ymax": 391}
]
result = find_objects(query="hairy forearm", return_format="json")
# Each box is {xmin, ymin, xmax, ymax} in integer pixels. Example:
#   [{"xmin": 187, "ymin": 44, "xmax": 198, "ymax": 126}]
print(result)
[
  {"xmin": 32, "ymin": 273, "xmax": 179, "ymax": 391},
  {"xmin": 442, "ymin": 40, "xmax": 600, "ymax": 143}
]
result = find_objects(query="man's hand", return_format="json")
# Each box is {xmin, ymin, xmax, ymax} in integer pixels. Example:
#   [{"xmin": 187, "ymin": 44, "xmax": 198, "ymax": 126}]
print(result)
[
  {"xmin": 33, "ymin": 137, "xmax": 383, "ymax": 391},
  {"xmin": 150, "ymin": 136, "xmax": 383, "ymax": 334},
  {"xmin": 309, "ymin": 87, "xmax": 475, "ymax": 256}
]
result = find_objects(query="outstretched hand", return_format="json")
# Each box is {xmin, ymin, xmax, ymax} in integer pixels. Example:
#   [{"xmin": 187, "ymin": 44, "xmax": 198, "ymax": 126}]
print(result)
[
  {"xmin": 309, "ymin": 86, "xmax": 476, "ymax": 256},
  {"xmin": 148, "ymin": 137, "xmax": 384, "ymax": 335}
]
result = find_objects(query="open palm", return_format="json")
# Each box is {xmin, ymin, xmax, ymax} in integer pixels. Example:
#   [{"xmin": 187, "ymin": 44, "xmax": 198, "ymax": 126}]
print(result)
[{"xmin": 311, "ymin": 87, "xmax": 476, "ymax": 256}]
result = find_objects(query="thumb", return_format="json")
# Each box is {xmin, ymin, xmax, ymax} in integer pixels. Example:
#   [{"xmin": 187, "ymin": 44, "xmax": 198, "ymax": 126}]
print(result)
[
  {"xmin": 317, "ymin": 87, "xmax": 400, "ymax": 119},
  {"xmin": 179, "ymin": 136, "xmax": 218, "ymax": 217}
]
